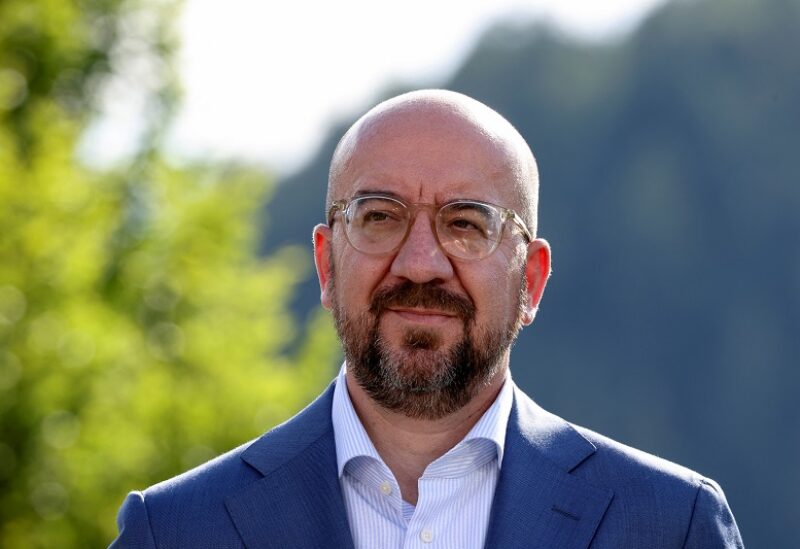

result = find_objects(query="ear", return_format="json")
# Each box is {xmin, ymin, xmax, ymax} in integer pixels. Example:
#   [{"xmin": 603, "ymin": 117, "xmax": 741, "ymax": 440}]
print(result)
[
  {"xmin": 520, "ymin": 238, "xmax": 551, "ymax": 326},
  {"xmin": 313, "ymin": 223, "xmax": 334, "ymax": 310}
]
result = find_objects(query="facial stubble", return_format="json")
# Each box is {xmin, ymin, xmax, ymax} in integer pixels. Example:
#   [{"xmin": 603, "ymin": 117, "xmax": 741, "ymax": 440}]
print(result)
[{"xmin": 331, "ymin": 267, "xmax": 527, "ymax": 420}]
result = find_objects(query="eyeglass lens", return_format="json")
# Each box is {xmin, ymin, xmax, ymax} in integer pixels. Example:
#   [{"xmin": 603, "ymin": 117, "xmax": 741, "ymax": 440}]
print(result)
[{"xmin": 343, "ymin": 197, "xmax": 503, "ymax": 259}]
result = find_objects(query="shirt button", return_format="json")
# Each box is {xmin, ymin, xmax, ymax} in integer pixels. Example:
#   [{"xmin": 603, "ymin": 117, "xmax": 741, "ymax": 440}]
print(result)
[
  {"xmin": 420, "ymin": 529, "xmax": 434, "ymax": 543},
  {"xmin": 379, "ymin": 481, "xmax": 392, "ymax": 495}
]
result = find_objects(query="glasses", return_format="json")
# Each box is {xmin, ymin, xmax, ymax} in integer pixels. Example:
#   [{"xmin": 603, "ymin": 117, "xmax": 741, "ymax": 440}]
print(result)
[{"xmin": 327, "ymin": 194, "xmax": 532, "ymax": 261}]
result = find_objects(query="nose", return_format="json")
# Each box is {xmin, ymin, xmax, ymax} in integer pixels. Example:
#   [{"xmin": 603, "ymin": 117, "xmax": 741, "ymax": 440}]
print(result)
[{"xmin": 389, "ymin": 212, "xmax": 455, "ymax": 284}]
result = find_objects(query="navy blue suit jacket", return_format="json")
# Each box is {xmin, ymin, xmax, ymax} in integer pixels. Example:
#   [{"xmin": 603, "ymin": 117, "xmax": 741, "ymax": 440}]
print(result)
[{"xmin": 110, "ymin": 382, "xmax": 743, "ymax": 548}]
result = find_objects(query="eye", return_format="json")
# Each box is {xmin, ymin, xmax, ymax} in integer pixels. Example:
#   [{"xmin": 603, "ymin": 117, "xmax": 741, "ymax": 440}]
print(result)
[
  {"xmin": 363, "ymin": 210, "xmax": 395, "ymax": 223},
  {"xmin": 440, "ymin": 203, "xmax": 495, "ymax": 239},
  {"xmin": 350, "ymin": 198, "xmax": 406, "ymax": 229},
  {"xmin": 448, "ymin": 217, "xmax": 483, "ymax": 233},
  {"xmin": 357, "ymin": 208, "xmax": 405, "ymax": 228}
]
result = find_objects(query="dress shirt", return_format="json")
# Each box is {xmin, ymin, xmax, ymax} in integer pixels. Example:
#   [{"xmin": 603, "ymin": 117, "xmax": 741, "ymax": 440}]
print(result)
[{"xmin": 331, "ymin": 364, "xmax": 514, "ymax": 549}]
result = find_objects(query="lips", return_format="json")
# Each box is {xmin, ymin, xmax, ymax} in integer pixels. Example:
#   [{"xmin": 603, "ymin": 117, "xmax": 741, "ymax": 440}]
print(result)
[
  {"xmin": 385, "ymin": 307, "xmax": 459, "ymax": 325},
  {"xmin": 388, "ymin": 307, "xmax": 456, "ymax": 317}
]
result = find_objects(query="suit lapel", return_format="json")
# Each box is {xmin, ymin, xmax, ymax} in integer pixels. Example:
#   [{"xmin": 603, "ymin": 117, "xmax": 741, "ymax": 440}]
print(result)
[
  {"xmin": 484, "ymin": 388, "xmax": 613, "ymax": 549},
  {"xmin": 222, "ymin": 381, "xmax": 613, "ymax": 549},
  {"xmin": 224, "ymin": 384, "xmax": 355, "ymax": 549}
]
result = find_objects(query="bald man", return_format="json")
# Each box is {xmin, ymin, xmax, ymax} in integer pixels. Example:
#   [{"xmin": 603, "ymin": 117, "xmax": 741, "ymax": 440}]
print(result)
[{"xmin": 110, "ymin": 90, "xmax": 744, "ymax": 548}]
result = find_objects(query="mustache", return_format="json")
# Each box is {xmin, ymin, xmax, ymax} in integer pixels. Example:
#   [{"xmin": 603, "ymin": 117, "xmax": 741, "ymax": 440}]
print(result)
[{"xmin": 369, "ymin": 281, "xmax": 475, "ymax": 322}]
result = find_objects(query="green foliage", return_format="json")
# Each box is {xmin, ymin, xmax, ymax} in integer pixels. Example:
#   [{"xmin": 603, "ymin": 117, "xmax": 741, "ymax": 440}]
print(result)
[
  {"xmin": 0, "ymin": 0, "xmax": 125, "ymax": 154},
  {"xmin": 0, "ymin": 0, "xmax": 339, "ymax": 546}
]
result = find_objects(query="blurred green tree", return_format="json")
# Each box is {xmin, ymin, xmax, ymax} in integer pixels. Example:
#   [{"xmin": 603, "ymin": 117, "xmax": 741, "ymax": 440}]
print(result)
[{"xmin": 0, "ymin": 0, "xmax": 338, "ymax": 546}]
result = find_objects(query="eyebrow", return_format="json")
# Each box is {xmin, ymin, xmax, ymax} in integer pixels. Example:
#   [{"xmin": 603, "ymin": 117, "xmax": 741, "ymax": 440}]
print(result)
[
  {"xmin": 351, "ymin": 189, "xmax": 405, "ymax": 200},
  {"xmin": 351, "ymin": 189, "xmax": 490, "ymax": 205}
]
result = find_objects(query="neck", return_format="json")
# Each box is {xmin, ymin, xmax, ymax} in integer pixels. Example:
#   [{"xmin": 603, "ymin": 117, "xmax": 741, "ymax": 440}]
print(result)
[{"xmin": 345, "ymin": 363, "xmax": 508, "ymax": 505}]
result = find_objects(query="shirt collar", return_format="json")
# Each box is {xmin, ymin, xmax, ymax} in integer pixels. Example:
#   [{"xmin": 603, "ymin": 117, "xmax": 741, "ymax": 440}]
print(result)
[
  {"xmin": 332, "ymin": 364, "xmax": 384, "ymax": 478},
  {"xmin": 331, "ymin": 363, "xmax": 514, "ymax": 479}
]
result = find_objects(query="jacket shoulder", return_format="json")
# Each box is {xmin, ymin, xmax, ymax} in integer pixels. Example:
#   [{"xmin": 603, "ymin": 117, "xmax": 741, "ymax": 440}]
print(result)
[
  {"xmin": 111, "ymin": 383, "xmax": 338, "ymax": 548},
  {"xmin": 570, "ymin": 424, "xmax": 743, "ymax": 547},
  {"xmin": 144, "ymin": 438, "xmax": 260, "ymax": 505},
  {"xmin": 510, "ymin": 389, "xmax": 742, "ymax": 546},
  {"xmin": 109, "ymin": 440, "xmax": 258, "ymax": 548},
  {"xmin": 573, "ymin": 423, "xmax": 706, "ymax": 489}
]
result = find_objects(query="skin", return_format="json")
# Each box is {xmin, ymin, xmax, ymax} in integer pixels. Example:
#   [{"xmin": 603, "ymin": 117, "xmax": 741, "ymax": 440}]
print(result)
[{"xmin": 313, "ymin": 90, "xmax": 551, "ymax": 505}]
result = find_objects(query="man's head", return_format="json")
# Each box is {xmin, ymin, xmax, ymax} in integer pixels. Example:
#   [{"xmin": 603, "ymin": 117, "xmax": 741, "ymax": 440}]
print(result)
[
  {"xmin": 326, "ymin": 90, "xmax": 541, "ymax": 236},
  {"xmin": 313, "ymin": 89, "xmax": 550, "ymax": 419}
]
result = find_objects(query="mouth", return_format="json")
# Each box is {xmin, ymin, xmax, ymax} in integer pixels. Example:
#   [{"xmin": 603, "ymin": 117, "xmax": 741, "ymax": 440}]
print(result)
[{"xmin": 385, "ymin": 307, "xmax": 459, "ymax": 325}]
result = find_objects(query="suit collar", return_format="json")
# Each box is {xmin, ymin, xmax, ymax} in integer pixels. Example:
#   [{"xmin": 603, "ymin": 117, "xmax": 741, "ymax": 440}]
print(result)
[
  {"xmin": 511, "ymin": 385, "xmax": 598, "ymax": 473},
  {"xmin": 224, "ymin": 380, "xmax": 613, "ymax": 549},
  {"xmin": 238, "ymin": 382, "xmax": 337, "ymax": 475},
  {"xmin": 225, "ymin": 383, "xmax": 355, "ymax": 549},
  {"xmin": 484, "ymin": 387, "xmax": 614, "ymax": 549}
]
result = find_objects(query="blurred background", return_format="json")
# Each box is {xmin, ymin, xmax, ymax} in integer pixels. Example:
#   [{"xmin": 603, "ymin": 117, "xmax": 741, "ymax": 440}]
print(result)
[{"xmin": 1, "ymin": 0, "xmax": 797, "ymax": 546}]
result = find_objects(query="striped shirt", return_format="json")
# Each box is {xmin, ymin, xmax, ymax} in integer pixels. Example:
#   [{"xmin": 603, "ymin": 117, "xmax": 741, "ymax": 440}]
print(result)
[{"xmin": 332, "ymin": 365, "xmax": 514, "ymax": 549}]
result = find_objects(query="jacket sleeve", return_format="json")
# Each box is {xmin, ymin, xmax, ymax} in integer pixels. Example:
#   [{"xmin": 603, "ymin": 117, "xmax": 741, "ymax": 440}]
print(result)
[
  {"xmin": 108, "ymin": 491, "xmax": 158, "ymax": 549},
  {"xmin": 682, "ymin": 478, "xmax": 744, "ymax": 548}
]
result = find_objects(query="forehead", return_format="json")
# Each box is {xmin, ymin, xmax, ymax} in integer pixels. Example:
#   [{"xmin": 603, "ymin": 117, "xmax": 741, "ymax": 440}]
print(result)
[{"xmin": 334, "ymin": 105, "xmax": 525, "ymax": 206}]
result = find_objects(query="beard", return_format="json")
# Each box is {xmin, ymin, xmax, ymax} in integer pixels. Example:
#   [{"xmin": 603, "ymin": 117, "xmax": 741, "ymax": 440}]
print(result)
[{"xmin": 331, "ymin": 276, "xmax": 526, "ymax": 420}]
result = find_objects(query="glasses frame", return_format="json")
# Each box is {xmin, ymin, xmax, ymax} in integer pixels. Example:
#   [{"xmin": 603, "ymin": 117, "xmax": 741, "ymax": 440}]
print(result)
[{"xmin": 327, "ymin": 194, "xmax": 533, "ymax": 261}]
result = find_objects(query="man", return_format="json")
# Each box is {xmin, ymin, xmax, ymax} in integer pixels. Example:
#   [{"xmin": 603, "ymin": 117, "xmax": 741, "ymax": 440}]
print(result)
[{"xmin": 110, "ymin": 90, "xmax": 743, "ymax": 548}]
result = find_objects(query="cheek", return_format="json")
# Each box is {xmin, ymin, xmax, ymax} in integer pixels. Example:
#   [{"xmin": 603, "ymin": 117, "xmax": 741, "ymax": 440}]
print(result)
[
  {"xmin": 461, "ymin": 255, "xmax": 525, "ymax": 323},
  {"xmin": 333, "ymin": 247, "xmax": 390, "ymax": 309}
]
